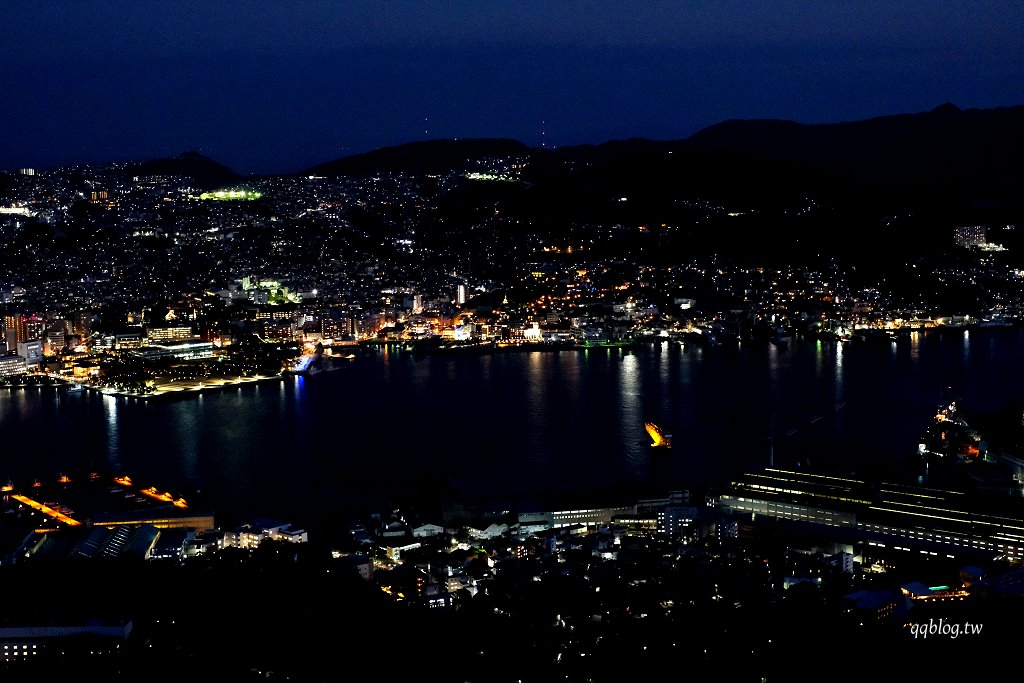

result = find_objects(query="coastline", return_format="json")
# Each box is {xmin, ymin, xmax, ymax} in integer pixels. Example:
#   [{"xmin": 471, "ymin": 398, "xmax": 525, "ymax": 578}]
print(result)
[
  {"xmin": 361, "ymin": 339, "xmax": 632, "ymax": 356},
  {"xmin": 79, "ymin": 373, "xmax": 287, "ymax": 402},
  {"xmin": 5, "ymin": 323, "xmax": 1017, "ymax": 400}
]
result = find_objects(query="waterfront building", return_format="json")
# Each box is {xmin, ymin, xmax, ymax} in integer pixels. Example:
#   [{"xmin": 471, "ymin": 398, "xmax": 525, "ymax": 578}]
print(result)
[
  {"xmin": 516, "ymin": 505, "xmax": 637, "ymax": 537},
  {"xmin": 131, "ymin": 339, "xmax": 214, "ymax": 361},
  {"xmin": 68, "ymin": 524, "xmax": 161, "ymax": 560},
  {"xmin": 0, "ymin": 355, "xmax": 27, "ymax": 376},
  {"xmin": 717, "ymin": 468, "xmax": 1024, "ymax": 561},
  {"xmin": 5, "ymin": 476, "xmax": 215, "ymax": 533}
]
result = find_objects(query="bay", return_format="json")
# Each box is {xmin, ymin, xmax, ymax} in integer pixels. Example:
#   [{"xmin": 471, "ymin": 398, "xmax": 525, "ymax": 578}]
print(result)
[{"xmin": 2, "ymin": 327, "xmax": 1022, "ymax": 536}]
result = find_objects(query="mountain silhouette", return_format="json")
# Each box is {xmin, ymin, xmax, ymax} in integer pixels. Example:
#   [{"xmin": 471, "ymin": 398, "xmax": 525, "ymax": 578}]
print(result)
[
  {"xmin": 307, "ymin": 138, "xmax": 530, "ymax": 177},
  {"xmin": 125, "ymin": 151, "xmax": 241, "ymax": 189},
  {"xmin": 681, "ymin": 103, "xmax": 1024, "ymax": 205},
  {"xmin": 305, "ymin": 103, "xmax": 1024, "ymax": 210}
]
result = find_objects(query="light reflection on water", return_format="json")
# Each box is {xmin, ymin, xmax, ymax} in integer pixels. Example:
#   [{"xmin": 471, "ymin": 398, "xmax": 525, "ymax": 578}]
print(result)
[
  {"xmin": 1, "ymin": 328, "xmax": 1023, "ymax": 529},
  {"xmin": 102, "ymin": 393, "xmax": 121, "ymax": 471}
]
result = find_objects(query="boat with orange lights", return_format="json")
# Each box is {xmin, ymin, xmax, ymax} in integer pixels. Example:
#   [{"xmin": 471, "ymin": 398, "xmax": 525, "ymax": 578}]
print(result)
[{"xmin": 645, "ymin": 422, "xmax": 672, "ymax": 448}]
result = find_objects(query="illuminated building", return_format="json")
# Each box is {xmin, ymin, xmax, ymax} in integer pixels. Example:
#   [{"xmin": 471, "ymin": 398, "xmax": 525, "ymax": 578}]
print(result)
[
  {"xmin": 145, "ymin": 325, "xmax": 196, "ymax": 342},
  {"xmin": 72, "ymin": 362, "xmax": 99, "ymax": 379},
  {"xmin": 89, "ymin": 509, "xmax": 215, "ymax": 531},
  {"xmin": 113, "ymin": 332, "xmax": 142, "ymax": 349},
  {"xmin": 0, "ymin": 355, "xmax": 27, "ymax": 376},
  {"xmin": 320, "ymin": 318, "xmax": 344, "ymax": 339},
  {"xmin": 44, "ymin": 326, "xmax": 67, "ymax": 354},
  {"xmin": 3, "ymin": 314, "xmax": 40, "ymax": 348},
  {"xmin": 718, "ymin": 468, "xmax": 1024, "ymax": 561},
  {"xmin": 227, "ymin": 520, "xmax": 308, "ymax": 549},
  {"xmin": 517, "ymin": 505, "xmax": 638, "ymax": 535},
  {"xmin": 24, "ymin": 315, "xmax": 45, "ymax": 342},
  {"xmin": 4, "ymin": 315, "xmax": 23, "ymax": 345},
  {"xmin": 953, "ymin": 225, "xmax": 987, "ymax": 248},
  {"xmin": 131, "ymin": 339, "xmax": 214, "ymax": 361},
  {"xmin": 248, "ymin": 289, "xmax": 269, "ymax": 305}
]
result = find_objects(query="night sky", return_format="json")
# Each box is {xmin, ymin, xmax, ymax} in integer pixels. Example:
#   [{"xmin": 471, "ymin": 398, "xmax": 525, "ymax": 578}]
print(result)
[{"xmin": 3, "ymin": 1, "xmax": 1023, "ymax": 176}]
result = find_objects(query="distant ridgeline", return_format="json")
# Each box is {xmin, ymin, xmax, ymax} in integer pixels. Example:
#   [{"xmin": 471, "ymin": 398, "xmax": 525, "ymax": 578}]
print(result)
[
  {"xmin": 8, "ymin": 103, "xmax": 1021, "ymax": 270},
  {"xmin": 304, "ymin": 103, "xmax": 1024, "ymax": 211},
  {"xmin": 125, "ymin": 151, "xmax": 242, "ymax": 190}
]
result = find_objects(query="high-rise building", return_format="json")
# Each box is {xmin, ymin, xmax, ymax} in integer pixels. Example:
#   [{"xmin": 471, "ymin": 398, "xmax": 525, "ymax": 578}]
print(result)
[
  {"xmin": 3, "ymin": 314, "xmax": 43, "ymax": 349},
  {"xmin": 3, "ymin": 318, "xmax": 13, "ymax": 352},
  {"xmin": 3, "ymin": 315, "xmax": 24, "ymax": 346},
  {"xmin": 24, "ymin": 315, "xmax": 44, "ymax": 342},
  {"xmin": 74, "ymin": 311, "xmax": 94, "ymax": 337},
  {"xmin": 44, "ymin": 326, "xmax": 67, "ymax": 355},
  {"xmin": 5, "ymin": 317, "xmax": 44, "ymax": 348},
  {"xmin": 456, "ymin": 284, "xmax": 467, "ymax": 305}
]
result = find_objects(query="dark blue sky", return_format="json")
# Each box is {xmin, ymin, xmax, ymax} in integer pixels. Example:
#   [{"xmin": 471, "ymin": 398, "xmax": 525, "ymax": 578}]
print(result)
[{"xmin": 3, "ymin": 1, "xmax": 1023, "ymax": 175}]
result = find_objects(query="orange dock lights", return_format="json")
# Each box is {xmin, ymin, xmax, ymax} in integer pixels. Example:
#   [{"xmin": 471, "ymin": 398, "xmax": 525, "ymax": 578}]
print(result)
[
  {"xmin": 140, "ymin": 487, "xmax": 174, "ymax": 502},
  {"xmin": 11, "ymin": 494, "xmax": 82, "ymax": 526},
  {"xmin": 119, "ymin": 478, "xmax": 186, "ymax": 506}
]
